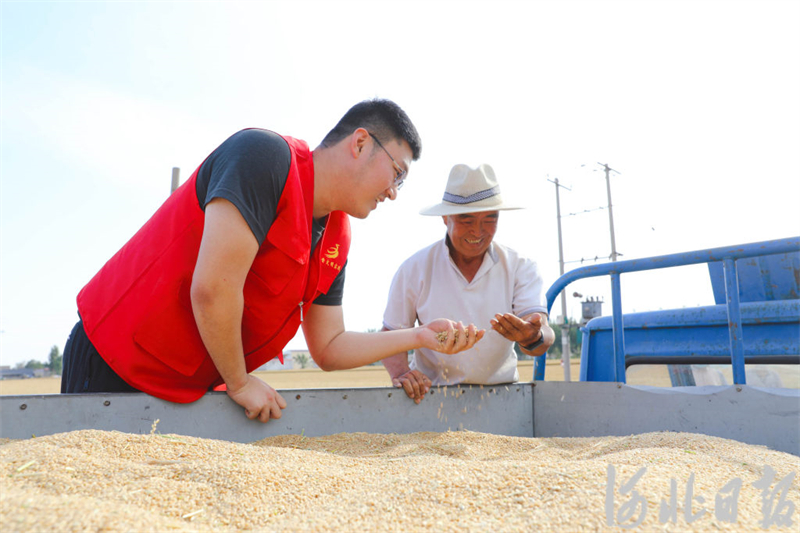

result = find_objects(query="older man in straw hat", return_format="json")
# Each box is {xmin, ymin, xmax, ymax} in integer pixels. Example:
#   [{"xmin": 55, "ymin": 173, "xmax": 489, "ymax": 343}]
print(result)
[{"xmin": 381, "ymin": 163, "xmax": 555, "ymax": 403}]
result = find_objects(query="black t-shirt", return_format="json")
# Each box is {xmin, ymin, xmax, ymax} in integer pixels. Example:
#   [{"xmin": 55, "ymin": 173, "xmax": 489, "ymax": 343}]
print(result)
[{"xmin": 195, "ymin": 129, "xmax": 345, "ymax": 305}]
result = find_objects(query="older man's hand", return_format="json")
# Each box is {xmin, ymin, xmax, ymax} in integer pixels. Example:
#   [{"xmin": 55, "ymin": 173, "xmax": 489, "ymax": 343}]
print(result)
[
  {"xmin": 392, "ymin": 369, "xmax": 432, "ymax": 404},
  {"xmin": 490, "ymin": 312, "xmax": 543, "ymax": 346}
]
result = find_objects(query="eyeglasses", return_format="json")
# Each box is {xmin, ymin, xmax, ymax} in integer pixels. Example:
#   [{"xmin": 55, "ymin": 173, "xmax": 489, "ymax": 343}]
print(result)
[{"xmin": 368, "ymin": 132, "xmax": 407, "ymax": 189}]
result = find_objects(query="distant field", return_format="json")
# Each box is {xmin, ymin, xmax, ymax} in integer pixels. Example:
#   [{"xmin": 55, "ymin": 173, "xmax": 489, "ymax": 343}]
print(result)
[
  {"xmin": 0, "ymin": 360, "xmax": 586, "ymax": 396},
  {"xmin": 5, "ymin": 360, "xmax": 796, "ymax": 395}
]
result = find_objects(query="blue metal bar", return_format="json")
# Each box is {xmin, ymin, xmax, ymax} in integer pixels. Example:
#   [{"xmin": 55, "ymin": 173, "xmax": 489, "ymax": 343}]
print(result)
[
  {"xmin": 610, "ymin": 272, "xmax": 626, "ymax": 382},
  {"xmin": 536, "ymin": 236, "xmax": 800, "ymax": 382},
  {"xmin": 546, "ymin": 237, "xmax": 800, "ymax": 307},
  {"xmin": 723, "ymin": 257, "xmax": 747, "ymax": 384},
  {"xmin": 533, "ymin": 353, "xmax": 546, "ymax": 380}
]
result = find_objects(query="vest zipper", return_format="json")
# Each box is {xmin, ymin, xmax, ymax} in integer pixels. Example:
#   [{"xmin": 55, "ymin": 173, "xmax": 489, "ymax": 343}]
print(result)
[{"xmin": 299, "ymin": 301, "xmax": 304, "ymax": 322}]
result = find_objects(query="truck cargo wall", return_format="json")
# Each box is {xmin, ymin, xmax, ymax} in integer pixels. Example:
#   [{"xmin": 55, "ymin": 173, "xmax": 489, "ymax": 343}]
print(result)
[{"xmin": 1, "ymin": 382, "xmax": 797, "ymax": 455}]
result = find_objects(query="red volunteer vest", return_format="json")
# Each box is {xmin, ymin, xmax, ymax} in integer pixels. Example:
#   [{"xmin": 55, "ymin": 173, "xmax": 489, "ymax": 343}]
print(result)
[{"xmin": 76, "ymin": 135, "xmax": 350, "ymax": 403}]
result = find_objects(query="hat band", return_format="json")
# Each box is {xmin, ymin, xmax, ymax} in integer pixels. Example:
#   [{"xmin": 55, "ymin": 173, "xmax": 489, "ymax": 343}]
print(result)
[{"xmin": 442, "ymin": 185, "xmax": 500, "ymax": 205}]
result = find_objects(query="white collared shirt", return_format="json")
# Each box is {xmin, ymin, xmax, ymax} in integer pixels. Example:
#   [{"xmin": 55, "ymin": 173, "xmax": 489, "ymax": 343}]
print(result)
[{"xmin": 382, "ymin": 238, "xmax": 546, "ymax": 385}]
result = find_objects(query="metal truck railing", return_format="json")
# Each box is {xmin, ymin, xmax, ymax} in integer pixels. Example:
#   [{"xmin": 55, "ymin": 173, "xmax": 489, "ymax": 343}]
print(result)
[{"xmin": 534, "ymin": 236, "xmax": 800, "ymax": 384}]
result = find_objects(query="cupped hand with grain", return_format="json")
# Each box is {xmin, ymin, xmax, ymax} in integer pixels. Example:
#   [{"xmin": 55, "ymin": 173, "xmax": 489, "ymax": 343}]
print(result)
[
  {"xmin": 423, "ymin": 319, "xmax": 485, "ymax": 354},
  {"xmin": 490, "ymin": 312, "xmax": 554, "ymax": 356},
  {"xmin": 381, "ymin": 319, "xmax": 485, "ymax": 404}
]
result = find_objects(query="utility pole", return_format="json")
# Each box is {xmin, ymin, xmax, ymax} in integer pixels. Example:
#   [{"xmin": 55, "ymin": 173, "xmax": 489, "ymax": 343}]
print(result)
[
  {"xmin": 547, "ymin": 176, "xmax": 572, "ymax": 382},
  {"xmin": 598, "ymin": 163, "xmax": 620, "ymax": 261},
  {"xmin": 171, "ymin": 167, "xmax": 180, "ymax": 195}
]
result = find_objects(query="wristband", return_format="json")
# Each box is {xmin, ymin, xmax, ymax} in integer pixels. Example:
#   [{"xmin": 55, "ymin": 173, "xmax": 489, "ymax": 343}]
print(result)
[{"xmin": 521, "ymin": 332, "xmax": 545, "ymax": 351}]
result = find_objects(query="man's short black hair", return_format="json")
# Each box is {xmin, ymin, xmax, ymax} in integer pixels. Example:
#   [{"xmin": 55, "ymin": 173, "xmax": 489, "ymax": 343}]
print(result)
[{"xmin": 321, "ymin": 98, "xmax": 422, "ymax": 161}]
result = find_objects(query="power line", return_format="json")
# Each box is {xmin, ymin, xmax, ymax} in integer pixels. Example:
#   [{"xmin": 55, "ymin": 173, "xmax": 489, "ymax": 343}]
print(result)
[
  {"xmin": 564, "ymin": 252, "xmax": 624, "ymax": 265},
  {"xmin": 563, "ymin": 205, "xmax": 608, "ymax": 217}
]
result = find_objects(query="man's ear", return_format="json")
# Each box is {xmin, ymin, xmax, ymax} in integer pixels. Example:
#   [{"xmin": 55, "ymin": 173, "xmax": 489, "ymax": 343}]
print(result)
[
  {"xmin": 442, "ymin": 216, "xmax": 448, "ymax": 226},
  {"xmin": 350, "ymin": 128, "xmax": 370, "ymax": 158}
]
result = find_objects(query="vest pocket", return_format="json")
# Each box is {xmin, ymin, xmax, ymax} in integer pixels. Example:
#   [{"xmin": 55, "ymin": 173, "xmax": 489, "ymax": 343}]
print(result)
[
  {"xmin": 133, "ymin": 278, "xmax": 207, "ymax": 377},
  {"xmin": 250, "ymin": 226, "xmax": 306, "ymax": 296}
]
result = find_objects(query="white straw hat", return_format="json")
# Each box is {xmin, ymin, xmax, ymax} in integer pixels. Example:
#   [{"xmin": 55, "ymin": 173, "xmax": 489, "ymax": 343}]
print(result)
[{"xmin": 419, "ymin": 163, "xmax": 523, "ymax": 216}]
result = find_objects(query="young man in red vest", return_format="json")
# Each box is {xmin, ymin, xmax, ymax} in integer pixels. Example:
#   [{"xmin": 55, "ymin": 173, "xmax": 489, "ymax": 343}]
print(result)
[{"xmin": 62, "ymin": 99, "xmax": 485, "ymax": 423}]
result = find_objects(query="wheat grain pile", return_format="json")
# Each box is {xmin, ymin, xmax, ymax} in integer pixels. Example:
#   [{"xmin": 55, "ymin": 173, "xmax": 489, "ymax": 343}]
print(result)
[{"xmin": 1, "ymin": 429, "xmax": 798, "ymax": 532}]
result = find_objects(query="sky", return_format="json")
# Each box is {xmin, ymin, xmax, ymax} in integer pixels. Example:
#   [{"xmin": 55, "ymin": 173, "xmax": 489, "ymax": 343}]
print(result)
[{"xmin": 1, "ymin": 0, "xmax": 799, "ymax": 368}]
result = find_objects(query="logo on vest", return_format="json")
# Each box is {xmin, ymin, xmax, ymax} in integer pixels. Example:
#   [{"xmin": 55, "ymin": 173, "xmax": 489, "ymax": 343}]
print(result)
[
  {"xmin": 322, "ymin": 243, "xmax": 343, "ymax": 271},
  {"xmin": 325, "ymin": 244, "xmax": 340, "ymax": 259}
]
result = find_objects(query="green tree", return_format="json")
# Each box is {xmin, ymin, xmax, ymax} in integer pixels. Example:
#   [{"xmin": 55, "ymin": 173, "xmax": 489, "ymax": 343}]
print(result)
[
  {"xmin": 49, "ymin": 345, "xmax": 63, "ymax": 375},
  {"xmin": 293, "ymin": 352, "xmax": 311, "ymax": 369},
  {"xmin": 546, "ymin": 319, "xmax": 582, "ymax": 360},
  {"xmin": 24, "ymin": 359, "xmax": 45, "ymax": 369}
]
